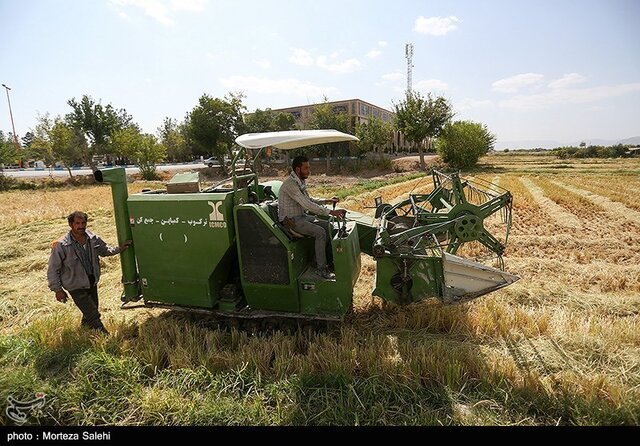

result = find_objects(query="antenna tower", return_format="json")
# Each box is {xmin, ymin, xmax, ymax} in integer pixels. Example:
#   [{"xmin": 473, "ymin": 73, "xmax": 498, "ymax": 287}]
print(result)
[{"xmin": 405, "ymin": 43, "xmax": 414, "ymax": 94}]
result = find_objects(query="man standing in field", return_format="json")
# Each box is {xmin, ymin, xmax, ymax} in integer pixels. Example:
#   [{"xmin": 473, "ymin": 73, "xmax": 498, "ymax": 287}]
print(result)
[{"xmin": 47, "ymin": 211, "xmax": 131, "ymax": 335}]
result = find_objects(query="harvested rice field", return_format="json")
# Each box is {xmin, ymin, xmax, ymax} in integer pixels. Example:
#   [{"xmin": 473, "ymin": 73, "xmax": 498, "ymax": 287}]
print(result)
[{"xmin": 1, "ymin": 153, "xmax": 639, "ymax": 425}]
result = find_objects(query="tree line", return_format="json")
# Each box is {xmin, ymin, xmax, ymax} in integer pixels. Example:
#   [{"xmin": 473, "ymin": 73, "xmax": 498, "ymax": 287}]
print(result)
[
  {"xmin": 550, "ymin": 144, "xmax": 632, "ymax": 159},
  {"xmin": 0, "ymin": 90, "xmax": 498, "ymax": 181}
]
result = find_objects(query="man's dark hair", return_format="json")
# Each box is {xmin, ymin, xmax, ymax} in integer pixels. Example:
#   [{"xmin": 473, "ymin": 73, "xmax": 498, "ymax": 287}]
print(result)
[
  {"xmin": 292, "ymin": 155, "xmax": 309, "ymax": 171},
  {"xmin": 67, "ymin": 211, "xmax": 88, "ymax": 226}
]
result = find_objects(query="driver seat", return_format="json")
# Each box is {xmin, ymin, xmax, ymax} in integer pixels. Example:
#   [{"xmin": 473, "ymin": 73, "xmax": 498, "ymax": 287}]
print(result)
[{"xmin": 261, "ymin": 200, "xmax": 306, "ymax": 240}]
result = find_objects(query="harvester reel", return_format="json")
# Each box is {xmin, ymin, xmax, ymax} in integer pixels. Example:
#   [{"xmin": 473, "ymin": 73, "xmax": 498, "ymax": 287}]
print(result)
[
  {"xmin": 453, "ymin": 213, "xmax": 482, "ymax": 242},
  {"xmin": 371, "ymin": 169, "xmax": 517, "ymax": 305}
]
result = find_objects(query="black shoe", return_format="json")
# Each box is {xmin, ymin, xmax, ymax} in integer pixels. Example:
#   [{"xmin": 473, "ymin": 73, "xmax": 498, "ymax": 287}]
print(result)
[{"xmin": 315, "ymin": 266, "xmax": 336, "ymax": 280}]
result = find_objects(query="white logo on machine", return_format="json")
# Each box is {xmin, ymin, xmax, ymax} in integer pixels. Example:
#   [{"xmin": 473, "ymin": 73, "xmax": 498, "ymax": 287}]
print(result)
[
  {"xmin": 128, "ymin": 202, "xmax": 227, "ymax": 230},
  {"xmin": 208, "ymin": 201, "xmax": 227, "ymax": 228}
]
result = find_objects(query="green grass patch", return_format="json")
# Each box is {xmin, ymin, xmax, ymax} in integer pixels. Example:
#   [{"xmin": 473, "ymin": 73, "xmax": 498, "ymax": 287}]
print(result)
[
  {"xmin": 2, "ymin": 314, "xmax": 638, "ymax": 425},
  {"xmin": 312, "ymin": 172, "xmax": 426, "ymax": 200}
]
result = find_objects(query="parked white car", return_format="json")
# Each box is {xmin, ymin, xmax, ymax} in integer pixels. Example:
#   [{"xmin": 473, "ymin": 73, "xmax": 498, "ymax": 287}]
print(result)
[
  {"xmin": 204, "ymin": 155, "xmax": 235, "ymax": 167},
  {"xmin": 203, "ymin": 157, "xmax": 219, "ymax": 167}
]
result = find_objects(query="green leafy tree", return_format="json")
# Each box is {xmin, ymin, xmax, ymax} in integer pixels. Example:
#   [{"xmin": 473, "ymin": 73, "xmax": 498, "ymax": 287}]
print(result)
[
  {"xmin": 31, "ymin": 114, "xmax": 85, "ymax": 178},
  {"xmin": 135, "ymin": 134, "xmax": 166, "ymax": 180},
  {"xmin": 31, "ymin": 113, "xmax": 55, "ymax": 170},
  {"xmin": 245, "ymin": 108, "xmax": 296, "ymax": 133},
  {"xmin": 21, "ymin": 132, "xmax": 34, "ymax": 150},
  {"xmin": 0, "ymin": 131, "xmax": 16, "ymax": 167},
  {"xmin": 0, "ymin": 131, "xmax": 17, "ymax": 189},
  {"xmin": 309, "ymin": 99, "xmax": 350, "ymax": 171},
  {"xmin": 20, "ymin": 131, "xmax": 36, "ymax": 163},
  {"xmin": 245, "ymin": 108, "xmax": 296, "ymax": 169},
  {"xmin": 552, "ymin": 143, "xmax": 629, "ymax": 159},
  {"xmin": 65, "ymin": 95, "xmax": 133, "ymax": 167},
  {"xmin": 435, "ymin": 120, "xmax": 496, "ymax": 169},
  {"xmin": 111, "ymin": 126, "xmax": 166, "ymax": 180},
  {"xmin": 184, "ymin": 93, "xmax": 247, "ymax": 173},
  {"xmin": 393, "ymin": 91, "xmax": 454, "ymax": 170},
  {"xmin": 355, "ymin": 116, "xmax": 394, "ymax": 157},
  {"xmin": 158, "ymin": 117, "xmax": 190, "ymax": 162},
  {"xmin": 244, "ymin": 109, "xmax": 275, "ymax": 133},
  {"xmin": 0, "ymin": 131, "xmax": 23, "ymax": 167},
  {"xmin": 273, "ymin": 111, "xmax": 296, "ymax": 131},
  {"xmin": 51, "ymin": 119, "xmax": 86, "ymax": 178}
]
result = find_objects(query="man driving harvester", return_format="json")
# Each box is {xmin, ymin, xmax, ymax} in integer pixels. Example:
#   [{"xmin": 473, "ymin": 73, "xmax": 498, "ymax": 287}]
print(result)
[{"xmin": 278, "ymin": 155, "xmax": 347, "ymax": 280}]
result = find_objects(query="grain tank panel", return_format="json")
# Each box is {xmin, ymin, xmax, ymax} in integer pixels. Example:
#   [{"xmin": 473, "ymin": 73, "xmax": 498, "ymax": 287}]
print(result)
[{"xmin": 127, "ymin": 192, "xmax": 236, "ymax": 308}]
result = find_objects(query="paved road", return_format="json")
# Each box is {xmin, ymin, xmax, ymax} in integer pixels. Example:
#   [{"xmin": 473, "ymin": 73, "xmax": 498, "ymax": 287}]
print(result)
[
  {"xmin": 3, "ymin": 163, "xmax": 207, "ymax": 179},
  {"xmin": 3, "ymin": 154, "xmax": 433, "ymax": 179}
]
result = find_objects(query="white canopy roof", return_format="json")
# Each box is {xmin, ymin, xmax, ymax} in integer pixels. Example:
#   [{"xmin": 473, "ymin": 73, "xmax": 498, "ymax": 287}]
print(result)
[{"xmin": 235, "ymin": 129, "xmax": 358, "ymax": 150}]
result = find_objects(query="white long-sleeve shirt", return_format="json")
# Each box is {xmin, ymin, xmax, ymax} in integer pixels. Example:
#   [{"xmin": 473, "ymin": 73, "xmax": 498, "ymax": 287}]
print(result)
[{"xmin": 277, "ymin": 172, "xmax": 330, "ymax": 222}]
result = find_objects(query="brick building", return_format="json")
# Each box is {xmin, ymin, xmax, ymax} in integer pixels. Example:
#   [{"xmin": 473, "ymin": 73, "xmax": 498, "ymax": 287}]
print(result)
[{"xmin": 264, "ymin": 98, "xmax": 411, "ymax": 151}]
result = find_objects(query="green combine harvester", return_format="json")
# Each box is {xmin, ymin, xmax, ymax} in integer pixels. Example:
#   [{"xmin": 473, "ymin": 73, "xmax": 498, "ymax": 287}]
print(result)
[{"xmin": 95, "ymin": 130, "xmax": 518, "ymax": 329}]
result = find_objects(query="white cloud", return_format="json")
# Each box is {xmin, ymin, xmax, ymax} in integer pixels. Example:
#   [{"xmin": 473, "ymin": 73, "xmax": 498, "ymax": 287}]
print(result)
[
  {"xmin": 548, "ymin": 73, "xmax": 587, "ymax": 89},
  {"xmin": 254, "ymin": 58, "xmax": 271, "ymax": 69},
  {"xmin": 289, "ymin": 48, "xmax": 314, "ymax": 66},
  {"xmin": 414, "ymin": 79, "xmax": 449, "ymax": 91},
  {"xmin": 206, "ymin": 50, "xmax": 227, "ymax": 61},
  {"xmin": 499, "ymin": 82, "xmax": 640, "ymax": 110},
  {"xmin": 169, "ymin": 0, "xmax": 207, "ymax": 11},
  {"xmin": 219, "ymin": 76, "xmax": 339, "ymax": 98},
  {"xmin": 379, "ymin": 73, "xmax": 450, "ymax": 94},
  {"xmin": 289, "ymin": 48, "xmax": 362, "ymax": 74},
  {"xmin": 316, "ymin": 56, "xmax": 362, "ymax": 74},
  {"xmin": 375, "ymin": 71, "xmax": 404, "ymax": 92},
  {"xmin": 414, "ymin": 16, "xmax": 459, "ymax": 36},
  {"xmin": 492, "ymin": 73, "xmax": 545, "ymax": 93},
  {"xmin": 108, "ymin": 0, "xmax": 172, "ymax": 25},
  {"xmin": 108, "ymin": 0, "xmax": 207, "ymax": 26},
  {"xmin": 116, "ymin": 10, "xmax": 130, "ymax": 20},
  {"xmin": 382, "ymin": 72, "xmax": 404, "ymax": 81},
  {"xmin": 367, "ymin": 41, "xmax": 388, "ymax": 59},
  {"xmin": 456, "ymin": 98, "xmax": 495, "ymax": 111},
  {"xmin": 376, "ymin": 72, "xmax": 405, "ymax": 92}
]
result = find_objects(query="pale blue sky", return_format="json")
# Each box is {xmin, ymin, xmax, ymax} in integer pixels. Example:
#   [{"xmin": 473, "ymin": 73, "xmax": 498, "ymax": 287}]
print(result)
[{"xmin": 1, "ymin": 0, "xmax": 639, "ymax": 147}]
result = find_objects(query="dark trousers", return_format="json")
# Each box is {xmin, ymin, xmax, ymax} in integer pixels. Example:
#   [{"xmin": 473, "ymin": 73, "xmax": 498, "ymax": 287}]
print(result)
[{"xmin": 69, "ymin": 285, "xmax": 103, "ymax": 329}]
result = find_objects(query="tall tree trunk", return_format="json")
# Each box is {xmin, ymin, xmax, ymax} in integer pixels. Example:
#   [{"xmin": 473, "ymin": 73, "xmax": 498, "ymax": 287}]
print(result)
[
  {"xmin": 418, "ymin": 143, "xmax": 426, "ymax": 170},
  {"xmin": 326, "ymin": 147, "xmax": 332, "ymax": 172},
  {"xmin": 66, "ymin": 166, "xmax": 74, "ymax": 179}
]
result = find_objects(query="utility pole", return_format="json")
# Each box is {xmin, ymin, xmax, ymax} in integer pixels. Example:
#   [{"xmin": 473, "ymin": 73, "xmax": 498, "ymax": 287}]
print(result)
[
  {"xmin": 405, "ymin": 43, "xmax": 414, "ymax": 94},
  {"xmin": 1, "ymin": 83, "xmax": 21, "ymax": 167}
]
